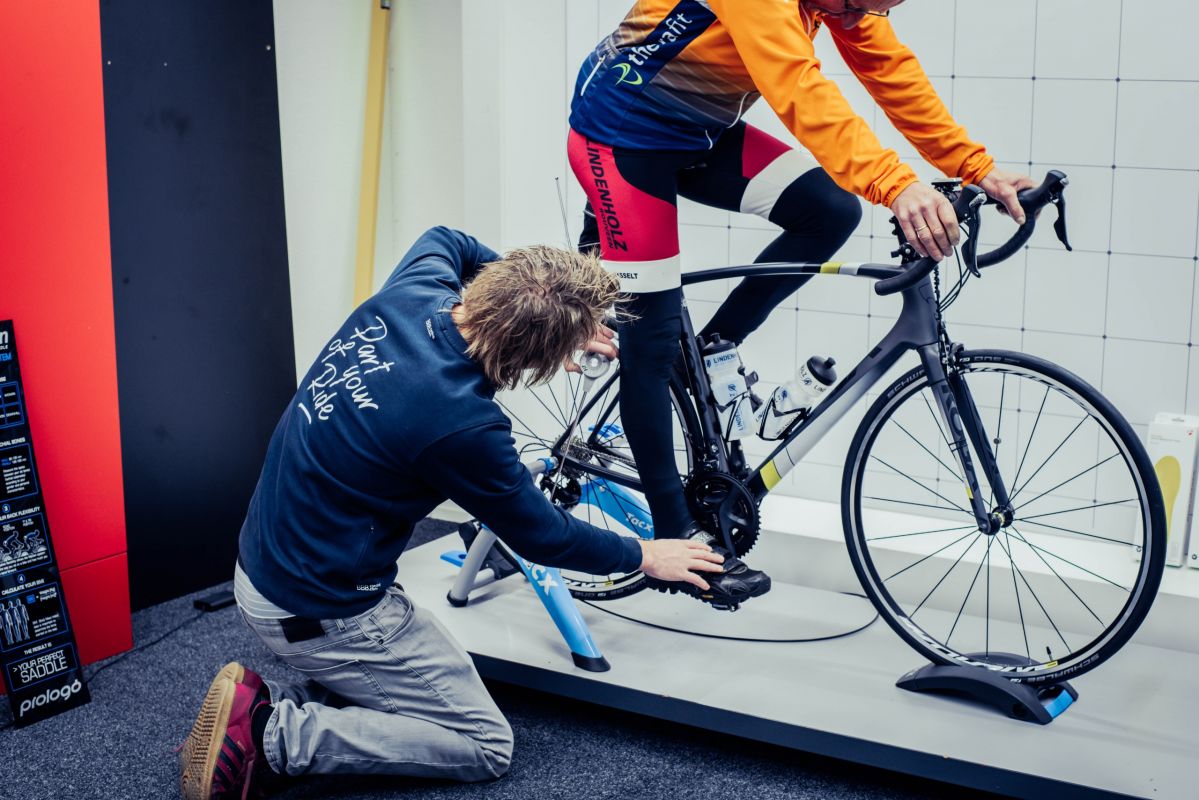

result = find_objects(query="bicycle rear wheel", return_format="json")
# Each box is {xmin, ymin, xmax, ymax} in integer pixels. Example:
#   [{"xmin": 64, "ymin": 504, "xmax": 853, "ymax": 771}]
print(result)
[
  {"xmin": 843, "ymin": 349, "xmax": 1165, "ymax": 684},
  {"xmin": 494, "ymin": 364, "xmax": 700, "ymax": 600}
]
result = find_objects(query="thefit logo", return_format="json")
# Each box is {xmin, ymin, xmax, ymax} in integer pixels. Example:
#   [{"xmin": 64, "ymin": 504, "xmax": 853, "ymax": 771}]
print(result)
[{"xmin": 18, "ymin": 678, "xmax": 82, "ymax": 718}]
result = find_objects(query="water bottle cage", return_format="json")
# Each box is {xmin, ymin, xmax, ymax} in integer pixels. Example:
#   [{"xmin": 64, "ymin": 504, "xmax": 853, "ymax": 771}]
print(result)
[
  {"xmin": 756, "ymin": 395, "xmax": 808, "ymax": 441},
  {"xmin": 714, "ymin": 391, "xmax": 755, "ymax": 441}
]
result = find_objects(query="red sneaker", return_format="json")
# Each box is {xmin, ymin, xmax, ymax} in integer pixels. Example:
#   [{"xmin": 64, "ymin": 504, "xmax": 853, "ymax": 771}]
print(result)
[{"xmin": 180, "ymin": 662, "xmax": 269, "ymax": 800}]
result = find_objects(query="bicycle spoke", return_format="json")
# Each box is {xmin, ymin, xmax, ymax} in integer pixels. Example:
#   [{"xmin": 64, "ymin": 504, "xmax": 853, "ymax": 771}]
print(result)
[
  {"xmin": 998, "ymin": 529, "xmax": 1032, "ymax": 661},
  {"xmin": 528, "ymin": 383, "xmax": 568, "ymax": 430},
  {"xmin": 869, "ymin": 455, "xmax": 971, "ymax": 515},
  {"xmin": 922, "ymin": 391, "xmax": 954, "ymax": 451},
  {"xmin": 867, "ymin": 524, "xmax": 976, "ymax": 542},
  {"xmin": 893, "ymin": 419, "xmax": 963, "ymax": 481},
  {"xmin": 1009, "ymin": 415, "xmax": 1089, "ymax": 502},
  {"xmin": 1014, "ymin": 453, "xmax": 1120, "ymax": 510},
  {"xmin": 997, "ymin": 532, "xmax": 1072, "ymax": 655},
  {"xmin": 863, "ymin": 495, "xmax": 975, "ymax": 516},
  {"xmin": 1010, "ymin": 527, "xmax": 1113, "ymax": 624},
  {"xmin": 1017, "ymin": 497, "xmax": 1137, "ymax": 523},
  {"xmin": 985, "ymin": 539, "xmax": 991, "ymax": 656},
  {"xmin": 1011, "ymin": 385, "xmax": 1050, "ymax": 494},
  {"xmin": 496, "ymin": 401, "xmax": 554, "ymax": 448},
  {"xmin": 884, "ymin": 529, "xmax": 979, "ymax": 582},
  {"xmin": 1014, "ymin": 513, "xmax": 1137, "ymax": 547},
  {"xmin": 548, "ymin": 374, "xmax": 571, "ymax": 427},
  {"xmin": 1004, "ymin": 529, "xmax": 1130, "ymax": 591},
  {"xmin": 911, "ymin": 533, "xmax": 980, "ymax": 619},
  {"xmin": 947, "ymin": 536, "xmax": 995, "ymax": 646}
]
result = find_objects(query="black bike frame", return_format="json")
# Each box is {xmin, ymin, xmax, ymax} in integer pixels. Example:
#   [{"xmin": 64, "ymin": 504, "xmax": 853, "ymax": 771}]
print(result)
[{"xmin": 549, "ymin": 260, "xmax": 1010, "ymax": 533}]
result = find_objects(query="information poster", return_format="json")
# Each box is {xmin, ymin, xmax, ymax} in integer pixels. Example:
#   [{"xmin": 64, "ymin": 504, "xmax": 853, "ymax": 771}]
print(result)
[{"xmin": 0, "ymin": 320, "xmax": 90, "ymax": 726}]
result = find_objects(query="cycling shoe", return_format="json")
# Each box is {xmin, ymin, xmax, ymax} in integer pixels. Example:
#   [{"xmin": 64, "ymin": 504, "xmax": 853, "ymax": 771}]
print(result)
[{"xmin": 644, "ymin": 525, "xmax": 771, "ymax": 611}]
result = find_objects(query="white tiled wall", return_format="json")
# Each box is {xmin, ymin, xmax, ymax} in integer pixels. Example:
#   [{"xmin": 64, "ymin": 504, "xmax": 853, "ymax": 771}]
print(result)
[{"xmin": 455, "ymin": 0, "xmax": 1199, "ymax": 504}]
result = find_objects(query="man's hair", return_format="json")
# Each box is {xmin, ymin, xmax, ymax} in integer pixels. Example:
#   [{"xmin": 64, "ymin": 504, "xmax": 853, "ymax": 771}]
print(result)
[{"xmin": 459, "ymin": 245, "xmax": 621, "ymax": 390}]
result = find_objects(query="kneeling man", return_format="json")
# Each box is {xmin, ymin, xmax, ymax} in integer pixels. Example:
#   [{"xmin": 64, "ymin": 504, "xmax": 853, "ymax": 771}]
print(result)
[{"xmin": 180, "ymin": 227, "xmax": 733, "ymax": 798}]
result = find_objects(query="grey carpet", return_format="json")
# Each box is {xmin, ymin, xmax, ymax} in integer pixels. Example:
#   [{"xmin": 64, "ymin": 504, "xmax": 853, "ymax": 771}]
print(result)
[{"xmin": 0, "ymin": 519, "xmax": 1005, "ymax": 799}]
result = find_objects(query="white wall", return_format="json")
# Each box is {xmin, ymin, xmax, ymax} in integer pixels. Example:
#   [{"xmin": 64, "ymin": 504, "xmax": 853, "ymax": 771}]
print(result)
[
  {"xmin": 477, "ymin": 0, "xmax": 1199, "ymax": 504},
  {"xmin": 273, "ymin": 0, "xmax": 467, "ymax": 379},
  {"xmin": 272, "ymin": 0, "xmax": 370, "ymax": 377},
  {"xmin": 277, "ymin": 2, "xmax": 1199, "ymax": 505}
]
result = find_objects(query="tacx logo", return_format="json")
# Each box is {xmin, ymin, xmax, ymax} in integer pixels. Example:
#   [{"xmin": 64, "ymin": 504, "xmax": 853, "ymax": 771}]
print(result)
[
  {"xmin": 19, "ymin": 679, "xmax": 82, "ymax": 718},
  {"xmin": 625, "ymin": 514, "xmax": 653, "ymax": 533},
  {"xmin": 614, "ymin": 62, "xmax": 642, "ymax": 86}
]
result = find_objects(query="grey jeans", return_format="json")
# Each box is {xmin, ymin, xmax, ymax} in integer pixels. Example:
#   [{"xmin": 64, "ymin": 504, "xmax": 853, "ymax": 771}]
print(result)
[{"xmin": 239, "ymin": 585, "xmax": 513, "ymax": 780}]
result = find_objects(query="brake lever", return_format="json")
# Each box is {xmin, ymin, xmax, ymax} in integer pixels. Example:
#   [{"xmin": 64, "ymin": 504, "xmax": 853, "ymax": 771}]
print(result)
[
  {"xmin": 1051, "ymin": 190, "xmax": 1073, "ymax": 252},
  {"xmin": 959, "ymin": 188, "xmax": 985, "ymax": 277}
]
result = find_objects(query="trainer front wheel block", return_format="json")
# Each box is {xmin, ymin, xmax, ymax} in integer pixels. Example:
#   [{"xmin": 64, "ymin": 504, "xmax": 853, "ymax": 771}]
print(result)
[{"xmin": 897, "ymin": 660, "xmax": 1077, "ymax": 725}]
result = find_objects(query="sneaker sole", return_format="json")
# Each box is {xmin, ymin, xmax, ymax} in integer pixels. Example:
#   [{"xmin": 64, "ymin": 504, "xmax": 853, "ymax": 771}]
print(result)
[{"xmin": 180, "ymin": 662, "xmax": 244, "ymax": 800}]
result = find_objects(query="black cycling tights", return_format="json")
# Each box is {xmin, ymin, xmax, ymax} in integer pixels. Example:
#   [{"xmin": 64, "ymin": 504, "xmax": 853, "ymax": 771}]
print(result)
[{"xmin": 574, "ymin": 123, "xmax": 861, "ymax": 539}]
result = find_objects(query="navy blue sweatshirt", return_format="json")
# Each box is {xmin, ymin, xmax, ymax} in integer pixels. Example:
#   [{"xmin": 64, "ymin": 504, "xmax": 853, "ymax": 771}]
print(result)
[{"xmin": 239, "ymin": 227, "xmax": 643, "ymax": 618}]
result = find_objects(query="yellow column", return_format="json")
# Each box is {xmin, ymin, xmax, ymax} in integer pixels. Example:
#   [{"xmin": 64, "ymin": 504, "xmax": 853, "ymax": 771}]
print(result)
[{"xmin": 353, "ymin": 0, "xmax": 391, "ymax": 305}]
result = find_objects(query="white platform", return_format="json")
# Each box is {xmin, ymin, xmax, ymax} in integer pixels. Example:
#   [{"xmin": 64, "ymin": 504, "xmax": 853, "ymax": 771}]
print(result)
[{"xmin": 406, "ymin": 511, "xmax": 1199, "ymax": 800}]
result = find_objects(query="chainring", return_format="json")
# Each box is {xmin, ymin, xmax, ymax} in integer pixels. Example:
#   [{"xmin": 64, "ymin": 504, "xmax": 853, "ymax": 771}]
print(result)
[{"xmin": 684, "ymin": 471, "xmax": 761, "ymax": 557}]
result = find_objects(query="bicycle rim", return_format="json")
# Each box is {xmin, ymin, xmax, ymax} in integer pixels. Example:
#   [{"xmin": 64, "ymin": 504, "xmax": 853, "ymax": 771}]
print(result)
[
  {"xmin": 843, "ymin": 349, "xmax": 1165, "ymax": 683},
  {"xmin": 494, "ymin": 365, "xmax": 698, "ymax": 599}
]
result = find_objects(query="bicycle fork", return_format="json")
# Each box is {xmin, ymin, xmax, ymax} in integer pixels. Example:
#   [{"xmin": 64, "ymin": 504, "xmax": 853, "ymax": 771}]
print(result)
[{"xmin": 919, "ymin": 345, "xmax": 1013, "ymax": 534}]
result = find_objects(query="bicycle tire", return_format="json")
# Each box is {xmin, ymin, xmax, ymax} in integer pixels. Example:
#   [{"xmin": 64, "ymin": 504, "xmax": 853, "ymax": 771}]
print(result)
[
  {"xmin": 495, "ymin": 366, "xmax": 702, "ymax": 601},
  {"xmin": 842, "ymin": 349, "xmax": 1165, "ymax": 684}
]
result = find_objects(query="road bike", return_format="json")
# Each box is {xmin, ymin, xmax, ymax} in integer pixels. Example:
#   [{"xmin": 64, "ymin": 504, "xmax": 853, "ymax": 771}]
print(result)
[{"xmin": 485, "ymin": 172, "xmax": 1165, "ymax": 686}]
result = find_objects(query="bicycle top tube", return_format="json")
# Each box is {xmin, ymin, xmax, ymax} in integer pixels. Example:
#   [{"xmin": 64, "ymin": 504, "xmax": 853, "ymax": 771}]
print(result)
[
  {"xmin": 680, "ymin": 260, "xmax": 898, "ymax": 288},
  {"xmin": 680, "ymin": 170, "xmax": 1070, "ymax": 294}
]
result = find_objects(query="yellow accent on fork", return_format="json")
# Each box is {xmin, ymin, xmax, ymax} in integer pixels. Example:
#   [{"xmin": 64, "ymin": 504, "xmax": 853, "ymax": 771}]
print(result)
[{"xmin": 820, "ymin": 261, "xmax": 843, "ymax": 274}]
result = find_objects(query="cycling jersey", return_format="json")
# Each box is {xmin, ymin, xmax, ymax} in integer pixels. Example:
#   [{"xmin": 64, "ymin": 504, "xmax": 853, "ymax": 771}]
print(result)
[{"xmin": 569, "ymin": 0, "xmax": 994, "ymax": 206}]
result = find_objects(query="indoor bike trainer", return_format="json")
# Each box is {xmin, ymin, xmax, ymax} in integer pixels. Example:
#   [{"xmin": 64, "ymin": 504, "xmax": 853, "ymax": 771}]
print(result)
[{"xmin": 411, "ymin": 174, "xmax": 1191, "ymax": 797}]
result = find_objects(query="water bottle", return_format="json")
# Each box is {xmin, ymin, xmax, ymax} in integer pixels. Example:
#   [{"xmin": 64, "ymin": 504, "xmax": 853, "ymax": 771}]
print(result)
[
  {"xmin": 702, "ymin": 336, "xmax": 754, "ymax": 440},
  {"xmin": 756, "ymin": 356, "xmax": 837, "ymax": 440}
]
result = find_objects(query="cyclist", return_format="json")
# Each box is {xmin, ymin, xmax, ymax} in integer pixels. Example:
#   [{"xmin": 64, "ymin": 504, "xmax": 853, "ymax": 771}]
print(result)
[
  {"xmin": 179, "ymin": 228, "xmax": 729, "ymax": 799},
  {"xmin": 568, "ymin": 0, "xmax": 1036, "ymax": 606}
]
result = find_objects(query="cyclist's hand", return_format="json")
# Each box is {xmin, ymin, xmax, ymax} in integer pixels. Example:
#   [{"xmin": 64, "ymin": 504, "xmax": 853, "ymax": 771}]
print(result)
[
  {"xmin": 978, "ymin": 168, "xmax": 1038, "ymax": 225},
  {"xmin": 638, "ymin": 538, "xmax": 724, "ymax": 590},
  {"xmin": 890, "ymin": 182, "xmax": 960, "ymax": 262},
  {"xmin": 563, "ymin": 324, "xmax": 618, "ymax": 373}
]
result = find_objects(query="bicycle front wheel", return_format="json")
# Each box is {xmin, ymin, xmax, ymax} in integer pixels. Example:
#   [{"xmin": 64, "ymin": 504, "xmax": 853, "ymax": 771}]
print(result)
[{"xmin": 843, "ymin": 349, "xmax": 1165, "ymax": 684}]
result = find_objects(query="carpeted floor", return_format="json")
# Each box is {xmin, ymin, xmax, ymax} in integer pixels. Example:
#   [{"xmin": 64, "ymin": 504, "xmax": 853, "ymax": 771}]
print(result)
[{"xmin": 0, "ymin": 520, "xmax": 1005, "ymax": 799}]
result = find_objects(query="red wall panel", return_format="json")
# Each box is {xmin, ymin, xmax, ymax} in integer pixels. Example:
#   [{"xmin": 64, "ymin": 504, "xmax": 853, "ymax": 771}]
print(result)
[
  {"xmin": 0, "ymin": 1, "xmax": 131, "ymax": 665},
  {"xmin": 61, "ymin": 555, "xmax": 134, "ymax": 664}
]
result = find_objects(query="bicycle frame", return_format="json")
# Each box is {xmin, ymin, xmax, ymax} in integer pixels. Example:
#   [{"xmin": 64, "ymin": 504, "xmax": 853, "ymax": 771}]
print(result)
[{"xmin": 550, "ymin": 260, "xmax": 1010, "ymax": 534}]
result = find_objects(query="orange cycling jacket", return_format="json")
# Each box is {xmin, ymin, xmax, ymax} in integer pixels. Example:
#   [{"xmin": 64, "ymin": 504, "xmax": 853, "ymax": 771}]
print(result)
[{"xmin": 568, "ymin": 0, "xmax": 995, "ymax": 206}]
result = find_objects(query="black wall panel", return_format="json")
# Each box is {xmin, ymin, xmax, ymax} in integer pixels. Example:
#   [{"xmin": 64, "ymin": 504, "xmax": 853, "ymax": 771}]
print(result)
[{"xmin": 100, "ymin": 0, "xmax": 296, "ymax": 609}]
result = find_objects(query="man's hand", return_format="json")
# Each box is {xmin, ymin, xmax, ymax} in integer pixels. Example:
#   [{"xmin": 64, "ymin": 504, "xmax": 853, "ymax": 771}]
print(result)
[
  {"xmin": 890, "ymin": 182, "xmax": 961, "ymax": 261},
  {"xmin": 563, "ymin": 324, "xmax": 618, "ymax": 373},
  {"xmin": 978, "ymin": 168, "xmax": 1038, "ymax": 225},
  {"xmin": 638, "ymin": 538, "xmax": 724, "ymax": 591}
]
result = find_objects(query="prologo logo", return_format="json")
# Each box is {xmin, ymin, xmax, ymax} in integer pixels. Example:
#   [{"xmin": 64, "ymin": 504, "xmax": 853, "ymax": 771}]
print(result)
[{"xmin": 18, "ymin": 679, "xmax": 82, "ymax": 718}]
